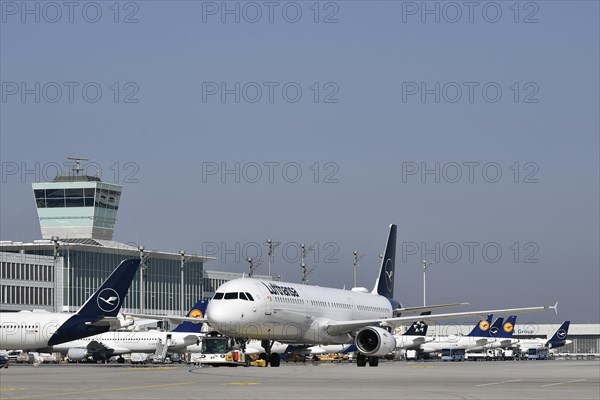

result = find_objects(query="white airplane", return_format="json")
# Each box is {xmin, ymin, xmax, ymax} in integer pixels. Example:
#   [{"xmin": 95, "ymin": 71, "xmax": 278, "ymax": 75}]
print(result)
[
  {"xmin": 472, "ymin": 316, "xmax": 520, "ymax": 350},
  {"xmin": 41, "ymin": 300, "xmax": 208, "ymax": 362},
  {"xmin": 415, "ymin": 314, "xmax": 496, "ymax": 354},
  {"xmin": 0, "ymin": 259, "xmax": 140, "ymax": 351},
  {"xmin": 512, "ymin": 321, "xmax": 571, "ymax": 353},
  {"xmin": 132, "ymin": 224, "xmax": 557, "ymax": 367}
]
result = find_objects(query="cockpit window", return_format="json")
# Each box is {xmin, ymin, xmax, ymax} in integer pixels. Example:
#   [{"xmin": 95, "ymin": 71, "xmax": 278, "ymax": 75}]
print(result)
[
  {"xmin": 213, "ymin": 292, "xmax": 224, "ymax": 300},
  {"xmin": 246, "ymin": 292, "xmax": 254, "ymax": 301},
  {"xmin": 224, "ymin": 292, "xmax": 238, "ymax": 300},
  {"xmin": 239, "ymin": 292, "xmax": 248, "ymax": 300}
]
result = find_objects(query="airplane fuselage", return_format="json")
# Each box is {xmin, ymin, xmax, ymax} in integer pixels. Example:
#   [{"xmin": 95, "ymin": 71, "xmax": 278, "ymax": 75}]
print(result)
[
  {"xmin": 206, "ymin": 278, "xmax": 394, "ymax": 345},
  {"xmin": 46, "ymin": 330, "xmax": 201, "ymax": 356},
  {"xmin": 0, "ymin": 312, "xmax": 72, "ymax": 350}
]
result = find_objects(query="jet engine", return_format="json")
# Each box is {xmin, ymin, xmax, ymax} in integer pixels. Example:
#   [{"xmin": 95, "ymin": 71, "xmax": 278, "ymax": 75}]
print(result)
[
  {"xmin": 67, "ymin": 348, "xmax": 89, "ymax": 361},
  {"xmin": 355, "ymin": 326, "xmax": 396, "ymax": 356}
]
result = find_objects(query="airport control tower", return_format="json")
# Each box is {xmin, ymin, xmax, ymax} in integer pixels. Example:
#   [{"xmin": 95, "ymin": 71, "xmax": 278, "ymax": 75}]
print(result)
[{"xmin": 32, "ymin": 158, "xmax": 122, "ymax": 240}]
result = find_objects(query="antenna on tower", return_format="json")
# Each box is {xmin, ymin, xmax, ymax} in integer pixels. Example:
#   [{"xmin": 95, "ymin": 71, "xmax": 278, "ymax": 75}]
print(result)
[
  {"xmin": 67, "ymin": 157, "xmax": 89, "ymax": 176},
  {"xmin": 352, "ymin": 251, "xmax": 366, "ymax": 288}
]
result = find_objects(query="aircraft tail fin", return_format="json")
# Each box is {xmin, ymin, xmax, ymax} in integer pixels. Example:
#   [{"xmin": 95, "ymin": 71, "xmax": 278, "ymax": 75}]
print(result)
[
  {"xmin": 372, "ymin": 224, "xmax": 397, "ymax": 299},
  {"xmin": 404, "ymin": 311, "xmax": 430, "ymax": 336},
  {"xmin": 467, "ymin": 314, "xmax": 493, "ymax": 337},
  {"xmin": 491, "ymin": 315, "xmax": 516, "ymax": 338},
  {"xmin": 404, "ymin": 321, "xmax": 428, "ymax": 336},
  {"xmin": 170, "ymin": 300, "xmax": 209, "ymax": 333},
  {"xmin": 546, "ymin": 321, "xmax": 570, "ymax": 348},
  {"xmin": 488, "ymin": 317, "xmax": 505, "ymax": 337},
  {"xmin": 77, "ymin": 259, "xmax": 141, "ymax": 318}
]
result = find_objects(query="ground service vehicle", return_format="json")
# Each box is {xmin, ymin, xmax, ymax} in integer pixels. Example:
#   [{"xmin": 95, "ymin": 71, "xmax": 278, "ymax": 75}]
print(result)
[
  {"xmin": 200, "ymin": 335, "xmax": 250, "ymax": 367},
  {"xmin": 527, "ymin": 348, "xmax": 548, "ymax": 360},
  {"xmin": 441, "ymin": 348, "xmax": 465, "ymax": 361}
]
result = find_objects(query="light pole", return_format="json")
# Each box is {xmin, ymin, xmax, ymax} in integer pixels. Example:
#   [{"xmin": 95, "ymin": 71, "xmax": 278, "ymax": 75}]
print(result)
[
  {"xmin": 265, "ymin": 239, "xmax": 280, "ymax": 278},
  {"xmin": 352, "ymin": 251, "xmax": 365, "ymax": 288},
  {"xmin": 422, "ymin": 258, "xmax": 434, "ymax": 306},
  {"xmin": 301, "ymin": 244, "xmax": 316, "ymax": 284},
  {"xmin": 247, "ymin": 257, "xmax": 262, "ymax": 278},
  {"xmin": 180, "ymin": 251, "xmax": 190, "ymax": 316},
  {"xmin": 138, "ymin": 246, "xmax": 150, "ymax": 313},
  {"xmin": 51, "ymin": 236, "xmax": 60, "ymax": 312}
]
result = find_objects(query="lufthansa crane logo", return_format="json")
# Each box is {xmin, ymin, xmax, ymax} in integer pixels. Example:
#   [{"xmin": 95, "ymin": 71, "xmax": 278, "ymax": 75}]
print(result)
[
  {"xmin": 503, "ymin": 322, "xmax": 514, "ymax": 333},
  {"xmin": 557, "ymin": 329, "xmax": 567, "ymax": 339},
  {"xmin": 96, "ymin": 288, "xmax": 120, "ymax": 313},
  {"xmin": 490, "ymin": 326, "xmax": 499, "ymax": 336},
  {"xmin": 479, "ymin": 321, "xmax": 490, "ymax": 331},
  {"xmin": 384, "ymin": 259, "xmax": 394, "ymax": 291},
  {"xmin": 189, "ymin": 309, "xmax": 203, "ymax": 318}
]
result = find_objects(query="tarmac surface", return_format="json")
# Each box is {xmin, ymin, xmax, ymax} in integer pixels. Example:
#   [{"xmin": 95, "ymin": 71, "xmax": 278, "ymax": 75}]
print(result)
[{"xmin": 0, "ymin": 360, "xmax": 598, "ymax": 400}]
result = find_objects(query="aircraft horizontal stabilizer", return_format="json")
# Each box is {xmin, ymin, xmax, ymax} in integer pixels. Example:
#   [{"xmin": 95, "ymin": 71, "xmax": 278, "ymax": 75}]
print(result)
[{"xmin": 126, "ymin": 313, "xmax": 206, "ymax": 325}]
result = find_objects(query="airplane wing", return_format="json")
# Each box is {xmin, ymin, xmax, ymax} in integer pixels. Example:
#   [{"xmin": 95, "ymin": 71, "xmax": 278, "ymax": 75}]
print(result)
[
  {"xmin": 393, "ymin": 303, "xmax": 470, "ymax": 316},
  {"xmin": 324, "ymin": 303, "xmax": 558, "ymax": 336}
]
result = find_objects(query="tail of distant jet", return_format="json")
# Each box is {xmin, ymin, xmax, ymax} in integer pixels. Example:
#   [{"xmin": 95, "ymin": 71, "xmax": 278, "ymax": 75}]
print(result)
[
  {"xmin": 490, "ymin": 316, "xmax": 516, "ymax": 338},
  {"xmin": 171, "ymin": 300, "xmax": 209, "ymax": 333},
  {"xmin": 467, "ymin": 314, "xmax": 493, "ymax": 337},
  {"xmin": 404, "ymin": 312, "xmax": 430, "ymax": 336},
  {"xmin": 48, "ymin": 258, "xmax": 141, "ymax": 346},
  {"xmin": 488, "ymin": 317, "xmax": 505, "ymax": 338},
  {"xmin": 404, "ymin": 321, "xmax": 429, "ymax": 336},
  {"xmin": 372, "ymin": 224, "xmax": 397, "ymax": 299},
  {"xmin": 546, "ymin": 321, "xmax": 570, "ymax": 348}
]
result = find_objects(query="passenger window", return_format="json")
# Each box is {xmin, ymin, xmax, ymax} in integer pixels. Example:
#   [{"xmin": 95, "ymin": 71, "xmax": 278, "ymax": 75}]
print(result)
[
  {"xmin": 239, "ymin": 292, "xmax": 248, "ymax": 300},
  {"xmin": 246, "ymin": 293, "xmax": 254, "ymax": 301},
  {"xmin": 213, "ymin": 292, "xmax": 224, "ymax": 300},
  {"xmin": 224, "ymin": 292, "xmax": 238, "ymax": 300}
]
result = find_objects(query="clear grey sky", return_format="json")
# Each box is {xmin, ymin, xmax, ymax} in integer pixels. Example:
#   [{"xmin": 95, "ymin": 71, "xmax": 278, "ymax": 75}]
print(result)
[{"xmin": 1, "ymin": 1, "xmax": 598, "ymax": 323}]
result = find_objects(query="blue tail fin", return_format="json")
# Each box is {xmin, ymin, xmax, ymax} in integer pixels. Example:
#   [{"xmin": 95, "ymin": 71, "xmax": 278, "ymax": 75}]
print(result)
[
  {"xmin": 373, "ymin": 224, "xmax": 397, "ymax": 299},
  {"xmin": 467, "ymin": 314, "xmax": 493, "ymax": 337},
  {"xmin": 77, "ymin": 258, "xmax": 141, "ymax": 318},
  {"xmin": 546, "ymin": 321, "xmax": 570, "ymax": 348},
  {"xmin": 48, "ymin": 259, "xmax": 140, "ymax": 346},
  {"xmin": 493, "ymin": 315, "xmax": 517, "ymax": 339},
  {"xmin": 170, "ymin": 300, "xmax": 209, "ymax": 333},
  {"xmin": 488, "ymin": 317, "xmax": 504, "ymax": 337}
]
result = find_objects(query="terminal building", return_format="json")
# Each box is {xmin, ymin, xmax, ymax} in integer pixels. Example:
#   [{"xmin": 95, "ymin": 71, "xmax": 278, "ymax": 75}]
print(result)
[{"xmin": 0, "ymin": 159, "xmax": 267, "ymax": 316}]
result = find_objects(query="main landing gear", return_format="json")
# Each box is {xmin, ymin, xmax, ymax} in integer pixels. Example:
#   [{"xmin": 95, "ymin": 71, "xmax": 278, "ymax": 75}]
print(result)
[
  {"xmin": 259, "ymin": 340, "xmax": 280, "ymax": 367},
  {"xmin": 356, "ymin": 353, "xmax": 379, "ymax": 367}
]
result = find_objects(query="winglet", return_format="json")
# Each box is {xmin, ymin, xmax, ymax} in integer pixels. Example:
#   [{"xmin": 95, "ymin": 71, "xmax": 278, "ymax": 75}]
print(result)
[{"xmin": 551, "ymin": 301, "xmax": 559, "ymax": 315}]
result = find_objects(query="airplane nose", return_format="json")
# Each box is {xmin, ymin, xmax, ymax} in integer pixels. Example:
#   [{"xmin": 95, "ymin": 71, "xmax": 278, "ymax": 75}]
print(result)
[
  {"xmin": 206, "ymin": 301, "xmax": 253, "ymax": 333},
  {"xmin": 206, "ymin": 302, "xmax": 237, "ymax": 324}
]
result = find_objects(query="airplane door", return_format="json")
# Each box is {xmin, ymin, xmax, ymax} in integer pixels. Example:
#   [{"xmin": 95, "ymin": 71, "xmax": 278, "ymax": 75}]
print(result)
[{"xmin": 257, "ymin": 284, "xmax": 272, "ymax": 316}]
